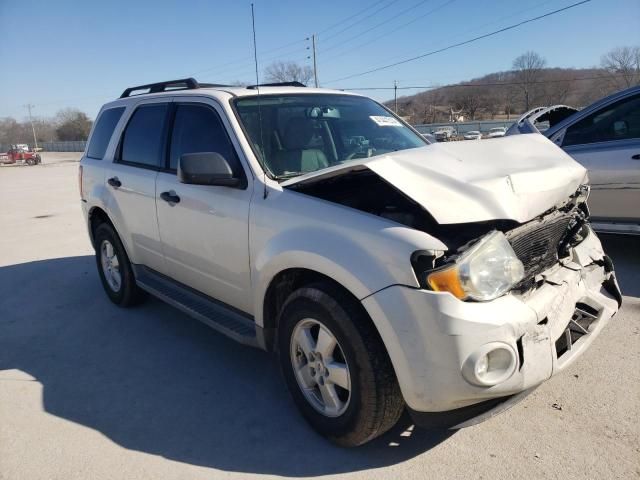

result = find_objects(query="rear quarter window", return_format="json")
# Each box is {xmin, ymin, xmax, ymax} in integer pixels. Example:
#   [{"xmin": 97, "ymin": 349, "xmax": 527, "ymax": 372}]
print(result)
[{"xmin": 86, "ymin": 107, "xmax": 125, "ymax": 160}]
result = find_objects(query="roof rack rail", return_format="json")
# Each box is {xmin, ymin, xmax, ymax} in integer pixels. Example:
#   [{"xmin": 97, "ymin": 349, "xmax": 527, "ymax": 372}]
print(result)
[
  {"xmin": 246, "ymin": 81, "xmax": 307, "ymax": 89},
  {"xmin": 119, "ymin": 77, "xmax": 230, "ymax": 98}
]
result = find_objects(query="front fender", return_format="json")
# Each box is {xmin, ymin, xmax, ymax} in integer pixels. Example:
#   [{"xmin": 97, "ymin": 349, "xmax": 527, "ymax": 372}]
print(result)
[
  {"xmin": 253, "ymin": 227, "xmax": 393, "ymax": 322},
  {"xmin": 249, "ymin": 186, "xmax": 447, "ymax": 326}
]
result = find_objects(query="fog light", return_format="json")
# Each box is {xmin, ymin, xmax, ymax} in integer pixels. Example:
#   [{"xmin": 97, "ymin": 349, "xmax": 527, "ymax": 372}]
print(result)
[
  {"xmin": 475, "ymin": 355, "xmax": 489, "ymax": 377},
  {"xmin": 463, "ymin": 343, "xmax": 517, "ymax": 387}
]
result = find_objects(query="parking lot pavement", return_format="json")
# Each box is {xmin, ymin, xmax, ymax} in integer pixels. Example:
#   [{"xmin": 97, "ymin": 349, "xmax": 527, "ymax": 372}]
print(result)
[{"xmin": 1, "ymin": 162, "xmax": 639, "ymax": 480}]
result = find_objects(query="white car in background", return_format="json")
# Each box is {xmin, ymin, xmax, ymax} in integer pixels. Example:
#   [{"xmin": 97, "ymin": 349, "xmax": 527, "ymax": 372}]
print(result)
[
  {"xmin": 487, "ymin": 127, "xmax": 507, "ymax": 138},
  {"xmin": 463, "ymin": 131, "xmax": 482, "ymax": 140},
  {"xmin": 433, "ymin": 126, "xmax": 457, "ymax": 141}
]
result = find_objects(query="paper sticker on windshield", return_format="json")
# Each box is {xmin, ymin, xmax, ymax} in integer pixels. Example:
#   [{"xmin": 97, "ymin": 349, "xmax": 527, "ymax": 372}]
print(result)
[{"xmin": 370, "ymin": 116, "xmax": 402, "ymax": 127}]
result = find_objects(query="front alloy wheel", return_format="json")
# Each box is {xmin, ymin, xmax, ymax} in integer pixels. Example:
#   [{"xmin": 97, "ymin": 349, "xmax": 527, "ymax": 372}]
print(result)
[
  {"xmin": 290, "ymin": 318, "xmax": 351, "ymax": 417},
  {"xmin": 278, "ymin": 283, "xmax": 404, "ymax": 446}
]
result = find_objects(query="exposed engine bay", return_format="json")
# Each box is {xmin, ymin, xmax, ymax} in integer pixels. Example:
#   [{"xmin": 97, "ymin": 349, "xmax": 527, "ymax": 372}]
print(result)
[{"xmin": 288, "ymin": 168, "xmax": 592, "ymax": 294}]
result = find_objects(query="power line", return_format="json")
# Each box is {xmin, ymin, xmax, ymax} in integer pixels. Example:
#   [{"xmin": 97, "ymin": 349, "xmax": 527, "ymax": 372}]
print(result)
[
  {"xmin": 319, "ymin": 0, "xmax": 432, "ymax": 54},
  {"xmin": 320, "ymin": 0, "xmax": 457, "ymax": 62},
  {"xmin": 192, "ymin": 42, "xmax": 308, "ymax": 77},
  {"xmin": 338, "ymin": 73, "xmax": 622, "ymax": 91},
  {"xmin": 192, "ymin": 0, "xmax": 398, "ymax": 77},
  {"xmin": 317, "ymin": 0, "xmax": 389, "ymax": 35},
  {"xmin": 325, "ymin": 0, "xmax": 593, "ymax": 84},
  {"xmin": 323, "ymin": 0, "xmax": 400, "ymax": 41}
]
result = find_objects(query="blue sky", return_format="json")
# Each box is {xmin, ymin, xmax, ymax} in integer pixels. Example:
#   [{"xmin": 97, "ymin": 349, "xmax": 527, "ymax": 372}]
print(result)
[{"xmin": 1, "ymin": 0, "xmax": 638, "ymax": 120}]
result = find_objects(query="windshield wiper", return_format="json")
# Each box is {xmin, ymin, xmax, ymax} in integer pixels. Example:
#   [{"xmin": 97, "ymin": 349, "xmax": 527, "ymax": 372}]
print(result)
[{"xmin": 274, "ymin": 172, "xmax": 304, "ymax": 181}]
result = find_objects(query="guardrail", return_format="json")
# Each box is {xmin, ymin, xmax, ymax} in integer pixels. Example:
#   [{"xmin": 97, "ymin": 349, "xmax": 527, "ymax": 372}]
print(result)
[
  {"xmin": 1, "ymin": 121, "xmax": 517, "ymax": 154},
  {"xmin": 414, "ymin": 120, "xmax": 515, "ymax": 135},
  {"xmin": 0, "ymin": 141, "xmax": 87, "ymax": 153}
]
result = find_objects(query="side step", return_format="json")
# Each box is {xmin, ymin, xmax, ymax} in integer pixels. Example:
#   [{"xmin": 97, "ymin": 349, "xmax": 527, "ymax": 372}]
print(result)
[{"xmin": 133, "ymin": 265, "xmax": 259, "ymax": 348}]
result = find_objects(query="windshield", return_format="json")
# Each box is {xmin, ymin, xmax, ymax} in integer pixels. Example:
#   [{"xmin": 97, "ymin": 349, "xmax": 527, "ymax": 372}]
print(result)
[{"xmin": 233, "ymin": 94, "xmax": 426, "ymax": 179}]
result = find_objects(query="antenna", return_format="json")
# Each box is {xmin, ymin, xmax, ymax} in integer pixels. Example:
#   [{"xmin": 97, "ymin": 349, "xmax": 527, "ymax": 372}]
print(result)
[{"xmin": 251, "ymin": 3, "xmax": 268, "ymax": 199}]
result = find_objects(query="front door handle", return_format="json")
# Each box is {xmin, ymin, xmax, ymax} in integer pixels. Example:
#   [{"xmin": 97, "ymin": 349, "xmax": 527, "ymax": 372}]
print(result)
[
  {"xmin": 107, "ymin": 176, "xmax": 121, "ymax": 188},
  {"xmin": 632, "ymin": 154, "xmax": 640, "ymax": 160},
  {"xmin": 160, "ymin": 191, "xmax": 180, "ymax": 204}
]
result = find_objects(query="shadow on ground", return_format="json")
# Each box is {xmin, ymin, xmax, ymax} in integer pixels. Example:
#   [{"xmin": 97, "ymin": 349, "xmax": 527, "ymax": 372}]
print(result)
[
  {"xmin": 1, "ymin": 235, "xmax": 636, "ymax": 475},
  {"xmin": 0, "ymin": 256, "xmax": 452, "ymax": 476}
]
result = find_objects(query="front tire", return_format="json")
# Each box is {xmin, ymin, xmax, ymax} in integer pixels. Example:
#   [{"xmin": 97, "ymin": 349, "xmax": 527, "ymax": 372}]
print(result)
[
  {"xmin": 278, "ymin": 283, "xmax": 404, "ymax": 446},
  {"xmin": 94, "ymin": 222, "xmax": 145, "ymax": 307}
]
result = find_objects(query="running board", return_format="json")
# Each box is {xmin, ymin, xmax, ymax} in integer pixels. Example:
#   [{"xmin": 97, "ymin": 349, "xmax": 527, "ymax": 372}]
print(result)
[{"xmin": 133, "ymin": 265, "xmax": 260, "ymax": 348}]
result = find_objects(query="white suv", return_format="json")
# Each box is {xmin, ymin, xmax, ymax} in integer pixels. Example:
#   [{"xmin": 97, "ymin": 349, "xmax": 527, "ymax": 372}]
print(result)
[{"xmin": 80, "ymin": 78, "xmax": 622, "ymax": 446}]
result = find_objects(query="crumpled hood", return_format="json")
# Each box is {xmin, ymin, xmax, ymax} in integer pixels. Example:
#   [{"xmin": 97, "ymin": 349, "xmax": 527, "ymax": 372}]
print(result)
[{"xmin": 283, "ymin": 134, "xmax": 587, "ymax": 224}]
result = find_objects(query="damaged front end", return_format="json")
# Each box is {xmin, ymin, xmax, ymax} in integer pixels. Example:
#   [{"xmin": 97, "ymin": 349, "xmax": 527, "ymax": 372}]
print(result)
[
  {"xmin": 285, "ymin": 134, "xmax": 621, "ymax": 424},
  {"xmin": 413, "ymin": 184, "xmax": 622, "ymax": 308},
  {"xmin": 360, "ymin": 187, "xmax": 621, "ymax": 423}
]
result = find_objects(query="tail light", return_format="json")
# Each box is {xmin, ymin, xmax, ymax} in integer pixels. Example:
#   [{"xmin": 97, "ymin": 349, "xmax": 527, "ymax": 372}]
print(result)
[{"xmin": 78, "ymin": 165, "xmax": 84, "ymax": 199}]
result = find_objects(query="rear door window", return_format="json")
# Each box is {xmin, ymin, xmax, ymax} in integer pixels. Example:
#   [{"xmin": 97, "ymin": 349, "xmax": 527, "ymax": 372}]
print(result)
[
  {"xmin": 86, "ymin": 107, "xmax": 125, "ymax": 159},
  {"xmin": 119, "ymin": 103, "xmax": 169, "ymax": 168}
]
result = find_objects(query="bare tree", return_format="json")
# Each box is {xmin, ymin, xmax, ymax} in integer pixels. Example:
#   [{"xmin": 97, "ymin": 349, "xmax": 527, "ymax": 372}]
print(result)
[
  {"xmin": 512, "ymin": 51, "xmax": 546, "ymax": 110},
  {"xmin": 55, "ymin": 109, "xmax": 92, "ymax": 141},
  {"xmin": 264, "ymin": 61, "xmax": 314, "ymax": 85},
  {"xmin": 539, "ymin": 69, "xmax": 575, "ymax": 105},
  {"xmin": 451, "ymin": 87, "xmax": 482, "ymax": 120},
  {"xmin": 600, "ymin": 46, "xmax": 640, "ymax": 88}
]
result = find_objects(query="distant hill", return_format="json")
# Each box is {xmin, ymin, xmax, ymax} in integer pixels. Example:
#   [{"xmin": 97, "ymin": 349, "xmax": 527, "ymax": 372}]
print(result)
[{"xmin": 386, "ymin": 67, "xmax": 626, "ymax": 124}]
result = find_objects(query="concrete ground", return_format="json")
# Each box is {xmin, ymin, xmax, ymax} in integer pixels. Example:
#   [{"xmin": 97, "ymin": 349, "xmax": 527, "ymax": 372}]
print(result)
[{"xmin": 1, "ymin": 156, "xmax": 639, "ymax": 480}]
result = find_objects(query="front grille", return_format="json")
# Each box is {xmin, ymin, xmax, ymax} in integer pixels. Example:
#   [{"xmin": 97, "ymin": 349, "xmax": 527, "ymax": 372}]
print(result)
[{"xmin": 506, "ymin": 211, "xmax": 573, "ymax": 279}]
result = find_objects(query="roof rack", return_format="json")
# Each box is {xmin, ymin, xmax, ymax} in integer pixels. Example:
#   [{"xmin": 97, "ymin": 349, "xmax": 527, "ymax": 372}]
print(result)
[
  {"xmin": 246, "ymin": 81, "xmax": 307, "ymax": 89},
  {"xmin": 119, "ymin": 77, "xmax": 230, "ymax": 98}
]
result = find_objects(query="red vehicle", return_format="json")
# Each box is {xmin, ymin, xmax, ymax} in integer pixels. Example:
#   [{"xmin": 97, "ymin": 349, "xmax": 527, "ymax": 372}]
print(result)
[{"xmin": 0, "ymin": 145, "xmax": 42, "ymax": 166}]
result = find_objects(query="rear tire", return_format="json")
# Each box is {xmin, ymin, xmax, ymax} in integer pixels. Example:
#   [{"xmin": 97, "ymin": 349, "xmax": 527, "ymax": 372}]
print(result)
[
  {"xmin": 278, "ymin": 282, "xmax": 404, "ymax": 446},
  {"xmin": 94, "ymin": 222, "xmax": 146, "ymax": 307}
]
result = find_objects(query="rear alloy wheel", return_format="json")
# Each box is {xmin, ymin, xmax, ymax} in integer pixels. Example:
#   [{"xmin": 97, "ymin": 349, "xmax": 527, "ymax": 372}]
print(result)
[
  {"xmin": 100, "ymin": 240, "xmax": 122, "ymax": 292},
  {"xmin": 278, "ymin": 283, "xmax": 404, "ymax": 446},
  {"xmin": 94, "ymin": 222, "xmax": 145, "ymax": 307}
]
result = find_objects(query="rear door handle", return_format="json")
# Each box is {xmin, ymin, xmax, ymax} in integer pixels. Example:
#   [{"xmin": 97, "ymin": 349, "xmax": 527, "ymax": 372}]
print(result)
[
  {"xmin": 160, "ymin": 191, "xmax": 180, "ymax": 204},
  {"xmin": 107, "ymin": 177, "xmax": 121, "ymax": 188},
  {"xmin": 632, "ymin": 154, "xmax": 640, "ymax": 160}
]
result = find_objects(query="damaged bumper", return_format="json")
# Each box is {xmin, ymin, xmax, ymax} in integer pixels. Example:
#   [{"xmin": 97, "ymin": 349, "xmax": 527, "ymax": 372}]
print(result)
[{"xmin": 362, "ymin": 229, "xmax": 621, "ymax": 426}]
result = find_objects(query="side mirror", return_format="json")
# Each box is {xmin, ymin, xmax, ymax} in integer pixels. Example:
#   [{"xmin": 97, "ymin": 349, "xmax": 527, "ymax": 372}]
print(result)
[{"xmin": 178, "ymin": 152, "xmax": 242, "ymax": 187}]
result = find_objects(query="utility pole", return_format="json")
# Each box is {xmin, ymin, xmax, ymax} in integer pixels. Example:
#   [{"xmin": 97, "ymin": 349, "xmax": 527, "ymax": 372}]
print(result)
[
  {"xmin": 24, "ymin": 104, "xmax": 39, "ymax": 151},
  {"xmin": 394, "ymin": 80, "xmax": 398, "ymax": 113},
  {"xmin": 311, "ymin": 34, "xmax": 319, "ymax": 87}
]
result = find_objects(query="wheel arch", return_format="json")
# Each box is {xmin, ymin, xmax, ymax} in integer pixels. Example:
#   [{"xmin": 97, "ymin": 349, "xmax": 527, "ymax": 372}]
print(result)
[
  {"xmin": 260, "ymin": 268, "xmax": 382, "ymax": 354},
  {"xmin": 87, "ymin": 206, "xmax": 132, "ymax": 260}
]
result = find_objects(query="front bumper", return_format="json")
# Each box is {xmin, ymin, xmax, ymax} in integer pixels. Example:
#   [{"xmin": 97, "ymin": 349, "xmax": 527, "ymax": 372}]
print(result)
[{"xmin": 362, "ymin": 229, "xmax": 621, "ymax": 419}]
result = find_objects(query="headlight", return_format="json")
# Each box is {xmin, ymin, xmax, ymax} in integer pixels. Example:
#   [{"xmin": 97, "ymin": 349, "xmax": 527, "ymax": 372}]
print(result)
[{"xmin": 426, "ymin": 231, "xmax": 524, "ymax": 301}]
